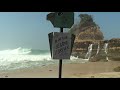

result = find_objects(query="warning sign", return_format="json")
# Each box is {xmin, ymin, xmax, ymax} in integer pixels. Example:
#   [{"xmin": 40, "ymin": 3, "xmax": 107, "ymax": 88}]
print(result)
[{"xmin": 52, "ymin": 32, "xmax": 71, "ymax": 59}]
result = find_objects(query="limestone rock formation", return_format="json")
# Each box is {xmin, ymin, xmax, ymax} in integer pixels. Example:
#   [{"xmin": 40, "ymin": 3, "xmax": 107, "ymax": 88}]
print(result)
[
  {"xmin": 70, "ymin": 14, "xmax": 104, "ymax": 41},
  {"xmin": 70, "ymin": 14, "xmax": 120, "ymax": 61},
  {"xmin": 69, "ymin": 14, "xmax": 104, "ymax": 59}
]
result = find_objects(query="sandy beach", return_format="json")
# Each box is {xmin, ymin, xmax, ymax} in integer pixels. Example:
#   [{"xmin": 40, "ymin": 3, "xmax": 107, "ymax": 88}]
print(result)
[{"xmin": 1, "ymin": 60, "xmax": 120, "ymax": 78}]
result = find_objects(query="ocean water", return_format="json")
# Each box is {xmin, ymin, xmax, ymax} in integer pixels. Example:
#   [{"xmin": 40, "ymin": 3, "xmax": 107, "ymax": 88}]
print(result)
[{"xmin": 0, "ymin": 47, "xmax": 88, "ymax": 72}]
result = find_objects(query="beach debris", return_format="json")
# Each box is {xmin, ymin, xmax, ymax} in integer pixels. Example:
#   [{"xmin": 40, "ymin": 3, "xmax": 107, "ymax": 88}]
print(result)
[
  {"xmin": 49, "ymin": 70, "xmax": 52, "ymax": 71},
  {"xmin": 5, "ymin": 75, "xmax": 8, "ymax": 78}
]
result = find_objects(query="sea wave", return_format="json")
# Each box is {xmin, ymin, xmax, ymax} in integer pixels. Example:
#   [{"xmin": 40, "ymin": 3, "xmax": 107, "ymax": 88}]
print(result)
[{"xmin": 0, "ymin": 47, "xmax": 88, "ymax": 71}]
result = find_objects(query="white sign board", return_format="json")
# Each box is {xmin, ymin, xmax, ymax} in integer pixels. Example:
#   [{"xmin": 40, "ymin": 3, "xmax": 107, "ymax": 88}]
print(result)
[{"xmin": 52, "ymin": 32, "xmax": 71, "ymax": 59}]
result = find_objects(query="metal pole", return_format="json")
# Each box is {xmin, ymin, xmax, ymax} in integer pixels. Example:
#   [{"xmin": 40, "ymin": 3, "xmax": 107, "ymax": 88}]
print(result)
[{"xmin": 59, "ymin": 28, "xmax": 63, "ymax": 78}]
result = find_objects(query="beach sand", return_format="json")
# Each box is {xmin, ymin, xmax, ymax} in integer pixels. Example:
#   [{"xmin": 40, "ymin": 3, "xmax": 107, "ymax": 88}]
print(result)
[{"xmin": 1, "ymin": 60, "xmax": 120, "ymax": 78}]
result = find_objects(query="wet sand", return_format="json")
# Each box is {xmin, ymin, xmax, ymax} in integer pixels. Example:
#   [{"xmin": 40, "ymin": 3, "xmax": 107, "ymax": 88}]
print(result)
[{"xmin": 0, "ymin": 60, "xmax": 120, "ymax": 78}]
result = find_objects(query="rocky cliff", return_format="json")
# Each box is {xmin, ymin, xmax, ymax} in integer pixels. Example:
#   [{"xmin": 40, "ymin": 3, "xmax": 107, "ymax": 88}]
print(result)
[
  {"xmin": 70, "ymin": 14, "xmax": 104, "ymax": 41},
  {"xmin": 69, "ymin": 14, "xmax": 104, "ymax": 59},
  {"xmin": 70, "ymin": 14, "xmax": 120, "ymax": 61}
]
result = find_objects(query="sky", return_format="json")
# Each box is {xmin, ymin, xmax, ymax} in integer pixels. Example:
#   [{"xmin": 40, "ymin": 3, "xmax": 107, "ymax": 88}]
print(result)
[{"xmin": 0, "ymin": 12, "xmax": 120, "ymax": 50}]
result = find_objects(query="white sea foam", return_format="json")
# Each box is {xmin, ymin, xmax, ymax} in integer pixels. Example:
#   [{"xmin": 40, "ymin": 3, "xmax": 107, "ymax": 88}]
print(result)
[
  {"xmin": 0, "ymin": 47, "xmax": 31, "ymax": 55},
  {"xmin": 0, "ymin": 48, "xmax": 52, "ymax": 67},
  {"xmin": 85, "ymin": 44, "xmax": 93, "ymax": 60},
  {"xmin": 0, "ymin": 47, "xmax": 89, "ymax": 71}
]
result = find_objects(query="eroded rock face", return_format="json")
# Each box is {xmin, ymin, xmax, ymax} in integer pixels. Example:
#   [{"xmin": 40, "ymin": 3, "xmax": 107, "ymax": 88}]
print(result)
[
  {"xmin": 108, "ymin": 38, "xmax": 120, "ymax": 61},
  {"xmin": 72, "ymin": 41, "xmax": 106, "ymax": 60},
  {"xmin": 72, "ymin": 39, "xmax": 120, "ymax": 61},
  {"xmin": 70, "ymin": 14, "xmax": 120, "ymax": 61},
  {"xmin": 70, "ymin": 14, "xmax": 104, "ymax": 41},
  {"xmin": 70, "ymin": 14, "xmax": 104, "ymax": 60},
  {"xmin": 75, "ymin": 26, "xmax": 104, "ymax": 41}
]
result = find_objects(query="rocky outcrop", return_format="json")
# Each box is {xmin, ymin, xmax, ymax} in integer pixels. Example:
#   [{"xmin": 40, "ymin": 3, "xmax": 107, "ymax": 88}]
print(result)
[
  {"xmin": 70, "ymin": 14, "xmax": 104, "ymax": 41},
  {"xmin": 108, "ymin": 38, "xmax": 120, "ymax": 61},
  {"xmin": 72, "ymin": 38, "xmax": 120, "ymax": 61},
  {"xmin": 70, "ymin": 14, "xmax": 120, "ymax": 61},
  {"xmin": 75, "ymin": 26, "xmax": 103, "ymax": 40},
  {"xmin": 69, "ymin": 14, "xmax": 104, "ymax": 60},
  {"xmin": 72, "ymin": 40, "xmax": 107, "ymax": 60}
]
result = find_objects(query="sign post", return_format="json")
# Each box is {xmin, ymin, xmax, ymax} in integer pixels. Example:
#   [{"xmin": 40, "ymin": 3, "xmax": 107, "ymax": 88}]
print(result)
[
  {"xmin": 59, "ymin": 27, "xmax": 63, "ymax": 78},
  {"xmin": 47, "ymin": 12, "xmax": 74, "ymax": 78}
]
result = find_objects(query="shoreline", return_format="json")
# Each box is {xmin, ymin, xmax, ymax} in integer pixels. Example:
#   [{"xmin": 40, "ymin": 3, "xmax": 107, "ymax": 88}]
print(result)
[{"xmin": 0, "ymin": 60, "xmax": 120, "ymax": 78}]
